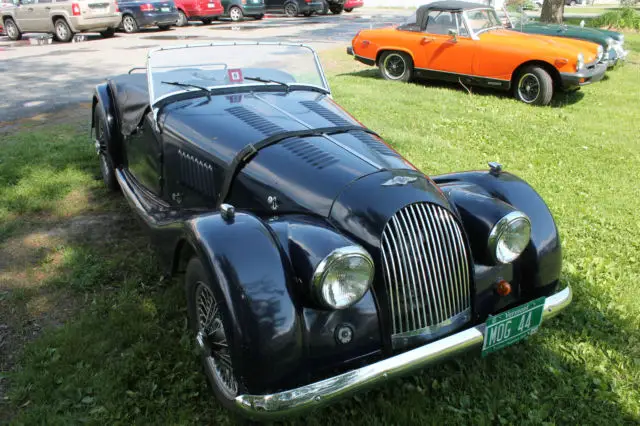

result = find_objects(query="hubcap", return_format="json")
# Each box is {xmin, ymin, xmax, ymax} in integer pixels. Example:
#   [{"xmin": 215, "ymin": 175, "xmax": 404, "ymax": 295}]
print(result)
[
  {"xmin": 230, "ymin": 8, "xmax": 241, "ymax": 20},
  {"xmin": 124, "ymin": 16, "xmax": 135, "ymax": 32},
  {"xmin": 517, "ymin": 73, "xmax": 541, "ymax": 103},
  {"xmin": 285, "ymin": 4, "xmax": 296, "ymax": 16},
  {"xmin": 6, "ymin": 21, "xmax": 17, "ymax": 38},
  {"xmin": 383, "ymin": 54, "xmax": 406, "ymax": 79},
  {"xmin": 56, "ymin": 22, "xmax": 67, "ymax": 39},
  {"xmin": 178, "ymin": 11, "xmax": 186, "ymax": 26},
  {"xmin": 195, "ymin": 282, "xmax": 238, "ymax": 399}
]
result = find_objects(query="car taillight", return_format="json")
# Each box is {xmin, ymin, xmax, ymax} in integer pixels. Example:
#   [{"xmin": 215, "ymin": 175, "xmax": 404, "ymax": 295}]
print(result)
[
  {"xmin": 115, "ymin": 3, "xmax": 120, "ymax": 11},
  {"xmin": 140, "ymin": 3, "xmax": 154, "ymax": 11},
  {"xmin": 71, "ymin": 2, "xmax": 81, "ymax": 15}
]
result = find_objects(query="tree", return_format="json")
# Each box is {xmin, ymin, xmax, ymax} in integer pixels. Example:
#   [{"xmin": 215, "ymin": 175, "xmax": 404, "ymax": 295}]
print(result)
[{"xmin": 540, "ymin": 0, "xmax": 565, "ymax": 23}]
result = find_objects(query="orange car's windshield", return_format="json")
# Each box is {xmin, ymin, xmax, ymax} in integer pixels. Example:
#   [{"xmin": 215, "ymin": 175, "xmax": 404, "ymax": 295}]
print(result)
[{"xmin": 464, "ymin": 8, "xmax": 503, "ymax": 36}]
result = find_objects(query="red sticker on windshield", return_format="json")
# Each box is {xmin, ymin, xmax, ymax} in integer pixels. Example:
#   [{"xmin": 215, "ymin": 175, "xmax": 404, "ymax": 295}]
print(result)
[{"xmin": 228, "ymin": 69, "xmax": 244, "ymax": 83}]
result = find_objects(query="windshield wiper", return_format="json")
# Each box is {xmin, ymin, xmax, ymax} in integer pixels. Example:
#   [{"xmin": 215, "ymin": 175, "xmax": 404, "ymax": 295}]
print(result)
[
  {"xmin": 245, "ymin": 77, "xmax": 290, "ymax": 92},
  {"xmin": 161, "ymin": 81, "xmax": 211, "ymax": 99}
]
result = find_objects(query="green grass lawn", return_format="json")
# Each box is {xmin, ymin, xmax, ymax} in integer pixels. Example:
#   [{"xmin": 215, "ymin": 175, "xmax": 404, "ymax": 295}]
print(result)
[{"xmin": 2, "ymin": 35, "xmax": 640, "ymax": 425}]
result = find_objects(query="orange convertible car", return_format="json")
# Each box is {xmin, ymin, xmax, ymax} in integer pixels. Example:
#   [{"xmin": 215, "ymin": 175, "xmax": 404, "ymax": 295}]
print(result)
[{"xmin": 347, "ymin": 1, "xmax": 606, "ymax": 105}]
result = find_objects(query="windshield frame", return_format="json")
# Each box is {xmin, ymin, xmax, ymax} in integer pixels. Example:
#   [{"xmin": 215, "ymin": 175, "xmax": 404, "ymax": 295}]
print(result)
[
  {"xmin": 462, "ymin": 7, "xmax": 504, "ymax": 38},
  {"xmin": 146, "ymin": 42, "xmax": 331, "ymax": 111}
]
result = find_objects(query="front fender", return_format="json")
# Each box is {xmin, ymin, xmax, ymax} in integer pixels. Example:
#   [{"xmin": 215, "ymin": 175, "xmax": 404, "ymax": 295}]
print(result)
[
  {"xmin": 184, "ymin": 212, "xmax": 303, "ymax": 394},
  {"xmin": 91, "ymin": 83, "xmax": 123, "ymax": 164},
  {"xmin": 433, "ymin": 170, "xmax": 562, "ymax": 296}
]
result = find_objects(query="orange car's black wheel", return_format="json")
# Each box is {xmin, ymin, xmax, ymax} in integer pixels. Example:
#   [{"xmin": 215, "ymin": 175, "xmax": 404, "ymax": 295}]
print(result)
[
  {"xmin": 513, "ymin": 65, "xmax": 553, "ymax": 106},
  {"xmin": 379, "ymin": 51, "xmax": 414, "ymax": 83}
]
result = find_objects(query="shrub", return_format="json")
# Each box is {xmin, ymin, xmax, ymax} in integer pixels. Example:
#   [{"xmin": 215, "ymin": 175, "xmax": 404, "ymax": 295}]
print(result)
[{"xmin": 592, "ymin": 7, "xmax": 640, "ymax": 29}]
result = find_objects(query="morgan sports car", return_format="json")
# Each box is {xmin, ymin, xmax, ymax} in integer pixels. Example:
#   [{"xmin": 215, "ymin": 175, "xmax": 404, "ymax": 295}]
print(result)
[
  {"xmin": 347, "ymin": 1, "xmax": 606, "ymax": 106},
  {"xmin": 91, "ymin": 42, "xmax": 572, "ymax": 419}
]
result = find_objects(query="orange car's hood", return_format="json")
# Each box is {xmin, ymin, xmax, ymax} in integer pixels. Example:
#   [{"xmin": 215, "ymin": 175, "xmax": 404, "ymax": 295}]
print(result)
[{"xmin": 481, "ymin": 29, "xmax": 599, "ymax": 63}]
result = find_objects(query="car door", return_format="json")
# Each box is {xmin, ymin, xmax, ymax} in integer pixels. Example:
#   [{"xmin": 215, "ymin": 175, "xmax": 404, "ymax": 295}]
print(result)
[
  {"xmin": 13, "ymin": 0, "xmax": 39, "ymax": 31},
  {"xmin": 126, "ymin": 112, "xmax": 164, "ymax": 196},
  {"xmin": 265, "ymin": 0, "xmax": 282, "ymax": 12},
  {"xmin": 31, "ymin": 0, "xmax": 54, "ymax": 31},
  {"xmin": 419, "ymin": 10, "xmax": 476, "ymax": 77}
]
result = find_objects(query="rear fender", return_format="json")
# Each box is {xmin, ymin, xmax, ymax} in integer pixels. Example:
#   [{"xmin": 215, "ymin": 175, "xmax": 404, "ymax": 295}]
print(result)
[
  {"xmin": 433, "ymin": 170, "xmax": 562, "ymax": 295},
  {"xmin": 182, "ymin": 211, "xmax": 303, "ymax": 394}
]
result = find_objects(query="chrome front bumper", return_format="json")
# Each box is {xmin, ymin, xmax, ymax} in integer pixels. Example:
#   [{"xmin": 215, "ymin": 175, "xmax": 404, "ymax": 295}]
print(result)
[{"xmin": 234, "ymin": 286, "xmax": 573, "ymax": 420}]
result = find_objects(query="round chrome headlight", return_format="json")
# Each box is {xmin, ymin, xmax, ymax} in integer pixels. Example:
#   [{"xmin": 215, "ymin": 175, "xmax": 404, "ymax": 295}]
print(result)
[
  {"xmin": 597, "ymin": 44, "xmax": 604, "ymax": 61},
  {"xmin": 576, "ymin": 53, "xmax": 585, "ymax": 71},
  {"xmin": 605, "ymin": 37, "xmax": 613, "ymax": 52},
  {"xmin": 313, "ymin": 246, "xmax": 374, "ymax": 310},
  {"xmin": 488, "ymin": 212, "xmax": 531, "ymax": 264}
]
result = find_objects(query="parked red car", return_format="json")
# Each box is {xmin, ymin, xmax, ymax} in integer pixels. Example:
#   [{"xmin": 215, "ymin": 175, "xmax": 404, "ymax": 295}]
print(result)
[
  {"xmin": 344, "ymin": 0, "xmax": 363, "ymax": 12},
  {"xmin": 173, "ymin": 0, "xmax": 223, "ymax": 25}
]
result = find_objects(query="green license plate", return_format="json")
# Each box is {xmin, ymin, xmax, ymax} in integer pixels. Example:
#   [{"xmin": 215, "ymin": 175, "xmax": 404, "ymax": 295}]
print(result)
[{"xmin": 481, "ymin": 297, "xmax": 546, "ymax": 357}]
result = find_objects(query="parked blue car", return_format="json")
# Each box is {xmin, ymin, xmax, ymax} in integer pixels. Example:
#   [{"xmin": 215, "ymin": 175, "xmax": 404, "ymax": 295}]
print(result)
[{"xmin": 117, "ymin": 0, "xmax": 179, "ymax": 32}]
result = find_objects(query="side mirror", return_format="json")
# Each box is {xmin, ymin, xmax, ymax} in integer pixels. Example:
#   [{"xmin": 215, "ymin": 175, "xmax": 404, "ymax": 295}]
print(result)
[{"xmin": 448, "ymin": 28, "xmax": 458, "ymax": 42}]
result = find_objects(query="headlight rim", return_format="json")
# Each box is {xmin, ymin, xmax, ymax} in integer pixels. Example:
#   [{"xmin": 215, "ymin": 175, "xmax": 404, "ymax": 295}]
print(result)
[
  {"xmin": 312, "ymin": 245, "xmax": 375, "ymax": 310},
  {"xmin": 576, "ymin": 52, "xmax": 585, "ymax": 71},
  {"xmin": 488, "ymin": 211, "xmax": 532, "ymax": 265}
]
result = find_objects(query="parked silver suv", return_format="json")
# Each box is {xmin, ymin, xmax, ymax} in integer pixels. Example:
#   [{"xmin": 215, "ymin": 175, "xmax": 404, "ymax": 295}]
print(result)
[{"xmin": 1, "ymin": 0, "xmax": 121, "ymax": 42}]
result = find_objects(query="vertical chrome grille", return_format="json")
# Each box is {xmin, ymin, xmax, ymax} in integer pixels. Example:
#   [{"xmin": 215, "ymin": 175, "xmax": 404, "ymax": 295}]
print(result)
[{"xmin": 381, "ymin": 203, "xmax": 471, "ymax": 340}]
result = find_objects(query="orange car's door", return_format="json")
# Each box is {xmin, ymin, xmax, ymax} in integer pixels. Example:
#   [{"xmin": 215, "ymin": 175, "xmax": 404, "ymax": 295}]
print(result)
[{"xmin": 418, "ymin": 11, "xmax": 477, "ymax": 76}]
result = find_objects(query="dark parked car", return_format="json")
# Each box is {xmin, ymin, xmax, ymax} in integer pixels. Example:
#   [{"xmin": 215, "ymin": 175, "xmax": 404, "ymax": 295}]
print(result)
[
  {"xmin": 220, "ymin": 0, "xmax": 265, "ymax": 21},
  {"xmin": 266, "ymin": 0, "xmax": 323, "ymax": 16},
  {"xmin": 91, "ymin": 42, "xmax": 572, "ymax": 419},
  {"xmin": 116, "ymin": 0, "xmax": 179, "ymax": 32},
  {"xmin": 319, "ymin": 0, "xmax": 345, "ymax": 14}
]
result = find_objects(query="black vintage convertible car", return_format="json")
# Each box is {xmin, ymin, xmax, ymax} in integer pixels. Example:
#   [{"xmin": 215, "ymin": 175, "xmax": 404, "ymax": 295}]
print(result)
[{"xmin": 91, "ymin": 42, "xmax": 572, "ymax": 419}]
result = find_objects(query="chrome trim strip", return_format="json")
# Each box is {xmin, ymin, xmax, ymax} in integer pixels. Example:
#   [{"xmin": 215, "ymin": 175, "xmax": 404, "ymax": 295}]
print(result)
[
  {"xmin": 235, "ymin": 286, "xmax": 573, "ymax": 420},
  {"xmin": 415, "ymin": 67, "xmax": 511, "ymax": 82}
]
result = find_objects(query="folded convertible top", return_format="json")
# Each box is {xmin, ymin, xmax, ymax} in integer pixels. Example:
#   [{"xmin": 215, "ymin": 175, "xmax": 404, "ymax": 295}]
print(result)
[{"xmin": 108, "ymin": 74, "xmax": 149, "ymax": 137}]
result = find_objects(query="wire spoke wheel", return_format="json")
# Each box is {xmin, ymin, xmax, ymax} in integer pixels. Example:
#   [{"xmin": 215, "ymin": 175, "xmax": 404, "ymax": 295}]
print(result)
[
  {"xmin": 517, "ymin": 73, "xmax": 540, "ymax": 103},
  {"xmin": 195, "ymin": 282, "xmax": 238, "ymax": 399},
  {"xmin": 384, "ymin": 54, "xmax": 406, "ymax": 79}
]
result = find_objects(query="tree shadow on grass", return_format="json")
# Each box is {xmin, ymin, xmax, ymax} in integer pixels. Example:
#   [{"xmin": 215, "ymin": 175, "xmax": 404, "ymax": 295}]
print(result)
[{"xmin": 339, "ymin": 69, "xmax": 587, "ymax": 108}]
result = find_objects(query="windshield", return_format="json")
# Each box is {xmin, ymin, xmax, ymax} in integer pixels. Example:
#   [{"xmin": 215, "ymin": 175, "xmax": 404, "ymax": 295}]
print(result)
[
  {"xmin": 500, "ymin": 5, "xmax": 530, "ymax": 28},
  {"xmin": 463, "ymin": 8, "xmax": 503, "ymax": 35},
  {"xmin": 147, "ymin": 43, "xmax": 328, "ymax": 106}
]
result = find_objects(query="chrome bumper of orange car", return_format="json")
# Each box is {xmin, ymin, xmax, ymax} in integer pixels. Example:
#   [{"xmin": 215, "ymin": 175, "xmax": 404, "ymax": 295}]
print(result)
[{"xmin": 234, "ymin": 286, "xmax": 573, "ymax": 420}]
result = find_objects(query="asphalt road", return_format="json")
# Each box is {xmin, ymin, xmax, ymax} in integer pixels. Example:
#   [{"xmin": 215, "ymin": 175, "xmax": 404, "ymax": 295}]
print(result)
[{"xmin": 0, "ymin": 9, "xmax": 409, "ymax": 123}]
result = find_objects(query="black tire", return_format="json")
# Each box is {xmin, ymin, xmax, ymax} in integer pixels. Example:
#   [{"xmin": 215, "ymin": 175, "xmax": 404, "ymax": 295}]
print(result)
[
  {"xmin": 121, "ymin": 14, "xmax": 139, "ymax": 33},
  {"xmin": 185, "ymin": 257, "xmax": 244, "ymax": 411},
  {"xmin": 176, "ymin": 10, "xmax": 188, "ymax": 26},
  {"xmin": 157, "ymin": 24, "xmax": 172, "ymax": 30},
  {"xmin": 99, "ymin": 27, "xmax": 115, "ymax": 37},
  {"xmin": 4, "ymin": 18, "xmax": 22, "ymax": 41},
  {"xmin": 253, "ymin": 14, "xmax": 264, "ymax": 20},
  {"xmin": 228, "ymin": 5, "xmax": 243, "ymax": 21},
  {"xmin": 284, "ymin": 2, "xmax": 298, "ymax": 17},
  {"xmin": 93, "ymin": 107, "xmax": 119, "ymax": 192},
  {"xmin": 53, "ymin": 18, "xmax": 73, "ymax": 42},
  {"xmin": 379, "ymin": 51, "xmax": 414, "ymax": 83},
  {"xmin": 344, "ymin": 7, "xmax": 353, "ymax": 12},
  {"xmin": 329, "ymin": 4, "xmax": 343, "ymax": 14},
  {"xmin": 513, "ymin": 65, "xmax": 553, "ymax": 106},
  {"xmin": 201, "ymin": 17, "xmax": 213, "ymax": 24}
]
